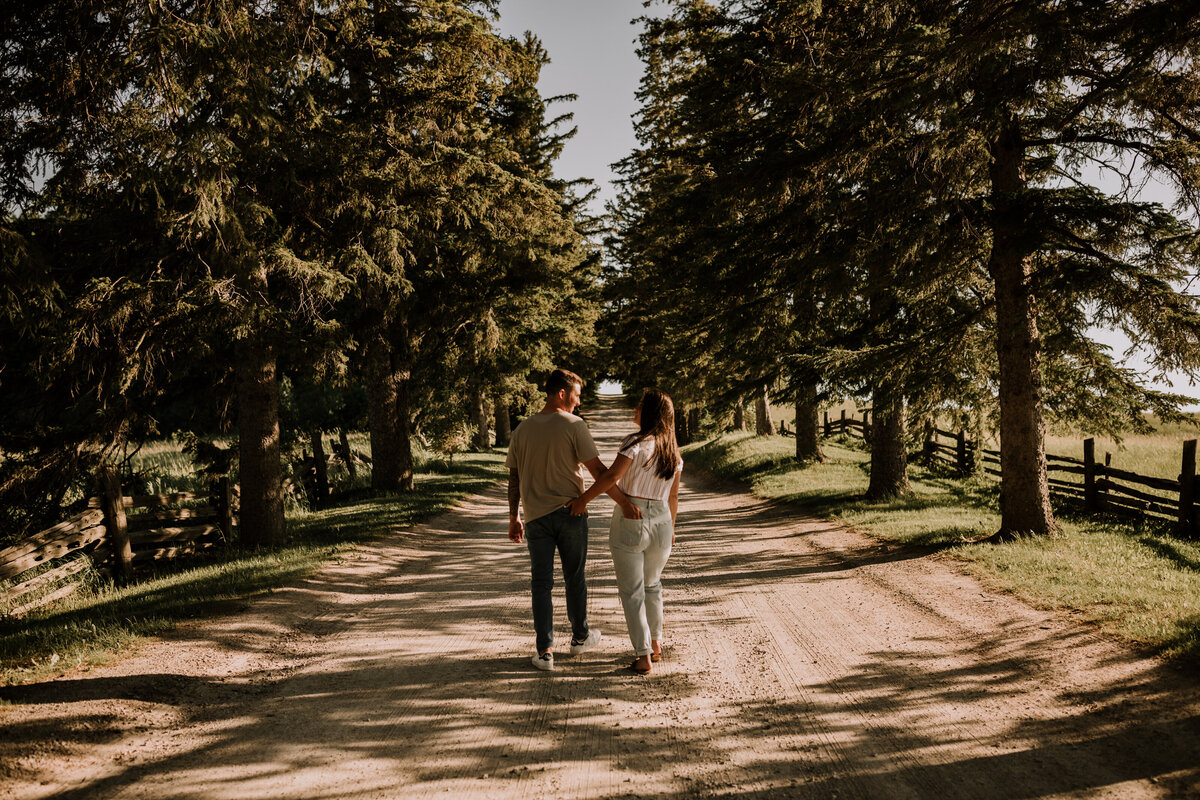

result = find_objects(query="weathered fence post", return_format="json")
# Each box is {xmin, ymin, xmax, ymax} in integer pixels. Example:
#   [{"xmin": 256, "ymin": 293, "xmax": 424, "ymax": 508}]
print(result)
[
  {"xmin": 862, "ymin": 410, "xmax": 871, "ymax": 444},
  {"xmin": 1179, "ymin": 440, "xmax": 1197, "ymax": 538},
  {"xmin": 956, "ymin": 429, "xmax": 968, "ymax": 475},
  {"xmin": 840, "ymin": 409, "xmax": 847, "ymax": 435},
  {"xmin": 339, "ymin": 429, "xmax": 357, "ymax": 478},
  {"xmin": 311, "ymin": 431, "xmax": 329, "ymax": 506},
  {"xmin": 1103, "ymin": 452, "xmax": 1112, "ymax": 510},
  {"xmin": 99, "ymin": 467, "xmax": 132, "ymax": 580},
  {"xmin": 214, "ymin": 476, "xmax": 235, "ymax": 544},
  {"xmin": 823, "ymin": 411, "xmax": 830, "ymax": 438},
  {"xmin": 1083, "ymin": 438, "xmax": 1098, "ymax": 512}
]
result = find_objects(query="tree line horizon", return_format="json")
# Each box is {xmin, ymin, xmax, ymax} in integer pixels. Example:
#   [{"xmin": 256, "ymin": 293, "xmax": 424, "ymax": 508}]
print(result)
[{"xmin": 4, "ymin": 0, "xmax": 1200, "ymax": 545}]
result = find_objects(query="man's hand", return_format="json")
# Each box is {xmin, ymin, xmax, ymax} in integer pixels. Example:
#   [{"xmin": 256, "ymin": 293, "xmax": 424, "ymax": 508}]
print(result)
[
  {"xmin": 507, "ymin": 469, "xmax": 523, "ymax": 542},
  {"xmin": 621, "ymin": 501, "xmax": 643, "ymax": 520},
  {"xmin": 565, "ymin": 497, "xmax": 588, "ymax": 516}
]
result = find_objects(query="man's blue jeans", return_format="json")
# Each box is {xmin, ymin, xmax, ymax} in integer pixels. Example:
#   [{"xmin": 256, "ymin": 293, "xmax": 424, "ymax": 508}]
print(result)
[{"xmin": 525, "ymin": 508, "xmax": 590, "ymax": 653}]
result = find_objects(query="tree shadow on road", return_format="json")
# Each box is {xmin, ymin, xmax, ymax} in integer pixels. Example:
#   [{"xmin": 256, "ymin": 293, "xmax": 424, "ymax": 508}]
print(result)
[{"xmin": 4, "ymin": 404, "xmax": 1200, "ymax": 799}]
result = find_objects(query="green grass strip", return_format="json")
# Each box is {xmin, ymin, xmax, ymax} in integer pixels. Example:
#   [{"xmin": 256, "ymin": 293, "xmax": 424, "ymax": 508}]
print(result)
[
  {"xmin": 0, "ymin": 453, "xmax": 507, "ymax": 686},
  {"xmin": 686, "ymin": 433, "xmax": 1200, "ymax": 665}
]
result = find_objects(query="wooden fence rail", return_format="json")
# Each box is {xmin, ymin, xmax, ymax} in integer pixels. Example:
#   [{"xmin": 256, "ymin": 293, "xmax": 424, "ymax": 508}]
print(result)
[
  {"xmin": 784, "ymin": 409, "xmax": 1196, "ymax": 535},
  {"xmin": 0, "ymin": 471, "xmax": 237, "ymax": 618},
  {"xmin": 923, "ymin": 427, "xmax": 1198, "ymax": 537}
]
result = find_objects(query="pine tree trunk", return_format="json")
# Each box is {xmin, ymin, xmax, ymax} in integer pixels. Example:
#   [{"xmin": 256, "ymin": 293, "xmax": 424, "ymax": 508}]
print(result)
[
  {"xmin": 866, "ymin": 379, "xmax": 910, "ymax": 500},
  {"xmin": 795, "ymin": 380, "xmax": 824, "ymax": 462},
  {"xmin": 755, "ymin": 384, "xmax": 774, "ymax": 436},
  {"xmin": 391, "ymin": 322, "xmax": 415, "ymax": 492},
  {"xmin": 473, "ymin": 386, "xmax": 490, "ymax": 449},
  {"xmin": 494, "ymin": 399, "xmax": 511, "ymax": 447},
  {"xmin": 235, "ymin": 331, "xmax": 286, "ymax": 547},
  {"xmin": 675, "ymin": 407, "xmax": 691, "ymax": 445},
  {"xmin": 339, "ymin": 428, "xmax": 356, "ymax": 478},
  {"xmin": 310, "ymin": 428, "xmax": 329, "ymax": 505},
  {"xmin": 988, "ymin": 116, "xmax": 1055, "ymax": 537},
  {"xmin": 364, "ymin": 327, "xmax": 406, "ymax": 492},
  {"xmin": 732, "ymin": 402, "xmax": 746, "ymax": 431}
]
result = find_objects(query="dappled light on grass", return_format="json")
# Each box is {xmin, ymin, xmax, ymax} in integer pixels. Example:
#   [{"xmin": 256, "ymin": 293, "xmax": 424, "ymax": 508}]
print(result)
[
  {"xmin": 686, "ymin": 434, "xmax": 1001, "ymax": 545},
  {"xmin": 0, "ymin": 452, "xmax": 507, "ymax": 685},
  {"xmin": 959, "ymin": 525, "xmax": 1200, "ymax": 661},
  {"xmin": 686, "ymin": 433, "xmax": 1200, "ymax": 664}
]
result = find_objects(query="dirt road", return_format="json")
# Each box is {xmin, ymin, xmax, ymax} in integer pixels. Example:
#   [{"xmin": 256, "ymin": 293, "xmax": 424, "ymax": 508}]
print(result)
[{"xmin": 3, "ymin": 398, "xmax": 1200, "ymax": 799}]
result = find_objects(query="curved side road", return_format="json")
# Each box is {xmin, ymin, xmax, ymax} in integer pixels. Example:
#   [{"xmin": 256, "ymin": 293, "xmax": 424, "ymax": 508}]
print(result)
[{"xmin": 2, "ymin": 397, "xmax": 1199, "ymax": 799}]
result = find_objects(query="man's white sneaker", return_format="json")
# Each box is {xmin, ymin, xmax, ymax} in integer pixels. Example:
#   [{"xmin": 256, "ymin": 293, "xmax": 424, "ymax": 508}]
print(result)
[
  {"xmin": 570, "ymin": 629, "xmax": 602, "ymax": 655},
  {"xmin": 531, "ymin": 651, "xmax": 554, "ymax": 671}
]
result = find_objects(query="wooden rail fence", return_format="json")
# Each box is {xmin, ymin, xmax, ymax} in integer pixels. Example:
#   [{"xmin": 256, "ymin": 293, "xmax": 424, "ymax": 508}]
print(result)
[
  {"xmin": 0, "ymin": 470, "xmax": 237, "ymax": 617},
  {"xmin": 925, "ymin": 427, "xmax": 1198, "ymax": 536},
  {"xmin": 822, "ymin": 409, "xmax": 872, "ymax": 441}
]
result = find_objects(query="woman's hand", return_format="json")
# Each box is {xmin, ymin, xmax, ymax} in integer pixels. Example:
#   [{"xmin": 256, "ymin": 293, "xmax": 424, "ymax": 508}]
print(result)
[
  {"xmin": 621, "ymin": 501, "xmax": 644, "ymax": 520},
  {"xmin": 565, "ymin": 497, "xmax": 588, "ymax": 516}
]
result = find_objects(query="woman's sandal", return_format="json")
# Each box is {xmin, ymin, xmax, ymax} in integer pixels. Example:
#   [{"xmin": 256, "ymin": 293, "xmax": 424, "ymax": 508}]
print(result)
[
  {"xmin": 651, "ymin": 651, "xmax": 662, "ymax": 663},
  {"xmin": 628, "ymin": 657, "xmax": 652, "ymax": 675}
]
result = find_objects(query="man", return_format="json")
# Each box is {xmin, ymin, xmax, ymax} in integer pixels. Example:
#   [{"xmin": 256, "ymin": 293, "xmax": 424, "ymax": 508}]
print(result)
[{"xmin": 507, "ymin": 368, "xmax": 638, "ymax": 671}]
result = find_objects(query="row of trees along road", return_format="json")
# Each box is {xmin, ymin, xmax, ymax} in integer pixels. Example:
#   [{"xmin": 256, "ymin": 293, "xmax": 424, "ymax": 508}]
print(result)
[
  {"xmin": 0, "ymin": 2, "xmax": 601, "ymax": 546},
  {"xmin": 607, "ymin": 0, "xmax": 1200, "ymax": 538}
]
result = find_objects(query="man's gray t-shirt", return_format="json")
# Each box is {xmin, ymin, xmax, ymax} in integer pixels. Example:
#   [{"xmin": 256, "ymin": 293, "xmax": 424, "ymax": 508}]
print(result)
[{"xmin": 506, "ymin": 411, "xmax": 600, "ymax": 523}]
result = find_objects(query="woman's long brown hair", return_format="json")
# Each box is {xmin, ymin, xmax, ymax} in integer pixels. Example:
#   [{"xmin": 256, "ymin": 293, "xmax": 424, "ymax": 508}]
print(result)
[{"xmin": 620, "ymin": 389, "xmax": 681, "ymax": 480}]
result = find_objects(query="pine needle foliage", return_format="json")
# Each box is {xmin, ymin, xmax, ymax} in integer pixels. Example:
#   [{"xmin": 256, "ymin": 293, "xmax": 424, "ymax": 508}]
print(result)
[{"xmin": 0, "ymin": 1, "xmax": 599, "ymax": 541}]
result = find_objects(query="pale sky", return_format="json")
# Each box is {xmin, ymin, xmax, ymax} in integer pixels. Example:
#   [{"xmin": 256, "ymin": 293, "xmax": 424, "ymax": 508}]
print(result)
[{"xmin": 496, "ymin": 0, "xmax": 649, "ymax": 215}]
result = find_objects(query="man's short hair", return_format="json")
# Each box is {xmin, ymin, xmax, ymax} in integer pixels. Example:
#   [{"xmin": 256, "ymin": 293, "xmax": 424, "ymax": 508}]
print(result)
[{"xmin": 545, "ymin": 368, "xmax": 583, "ymax": 395}]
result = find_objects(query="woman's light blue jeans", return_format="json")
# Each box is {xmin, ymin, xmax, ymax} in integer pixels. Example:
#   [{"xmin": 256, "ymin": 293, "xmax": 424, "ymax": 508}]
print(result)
[{"xmin": 609, "ymin": 497, "xmax": 673, "ymax": 657}]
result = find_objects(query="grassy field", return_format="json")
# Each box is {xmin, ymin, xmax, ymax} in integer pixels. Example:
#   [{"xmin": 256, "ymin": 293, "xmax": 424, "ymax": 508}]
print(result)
[
  {"xmin": 686, "ymin": 431, "xmax": 1200, "ymax": 664},
  {"xmin": 1044, "ymin": 420, "xmax": 1200, "ymax": 480},
  {"xmin": 0, "ymin": 451, "xmax": 507, "ymax": 685}
]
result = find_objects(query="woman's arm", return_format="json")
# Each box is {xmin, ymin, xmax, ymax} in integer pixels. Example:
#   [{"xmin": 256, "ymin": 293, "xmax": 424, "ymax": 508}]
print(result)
[
  {"xmin": 668, "ymin": 471, "xmax": 681, "ymax": 543},
  {"xmin": 568, "ymin": 454, "xmax": 636, "ymax": 516}
]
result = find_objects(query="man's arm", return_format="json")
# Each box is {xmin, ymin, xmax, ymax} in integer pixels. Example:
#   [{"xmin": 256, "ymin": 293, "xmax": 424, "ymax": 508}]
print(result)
[
  {"xmin": 582, "ymin": 457, "xmax": 641, "ymax": 518},
  {"xmin": 507, "ymin": 468, "xmax": 524, "ymax": 542}
]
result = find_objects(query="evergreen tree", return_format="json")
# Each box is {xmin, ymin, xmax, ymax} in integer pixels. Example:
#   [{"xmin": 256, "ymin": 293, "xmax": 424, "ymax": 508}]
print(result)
[{"xmin": 892, "ymin": 0, "xmax": 1200, "ymax": 535}]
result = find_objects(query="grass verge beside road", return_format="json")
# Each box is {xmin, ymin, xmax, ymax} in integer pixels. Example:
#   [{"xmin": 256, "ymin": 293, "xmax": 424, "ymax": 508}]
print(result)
[
  {"xmin": 0, "ymin": 453, "xmax": 507, "ymax": 686},
  {"xmin": 686, "ymin": 433, "xmax": 1200, "ymax": 664}
]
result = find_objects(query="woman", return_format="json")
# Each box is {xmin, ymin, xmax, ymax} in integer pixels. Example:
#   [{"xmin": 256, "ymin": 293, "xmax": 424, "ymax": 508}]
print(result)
[{"xmin": 566, "ymin": 389, "xmax": 682, "ymax": 674}]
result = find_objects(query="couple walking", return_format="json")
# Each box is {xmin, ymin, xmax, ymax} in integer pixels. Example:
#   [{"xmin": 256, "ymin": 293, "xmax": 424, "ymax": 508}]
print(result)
[{"xmin": 506, "ymin": 369, "xmax": 683, "ymax": 675}]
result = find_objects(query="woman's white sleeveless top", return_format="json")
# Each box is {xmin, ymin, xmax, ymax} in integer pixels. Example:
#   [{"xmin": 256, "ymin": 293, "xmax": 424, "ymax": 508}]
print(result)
[{"xmin": 618, "ymin": 437, "xmax": 683, "ymax": 501}]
